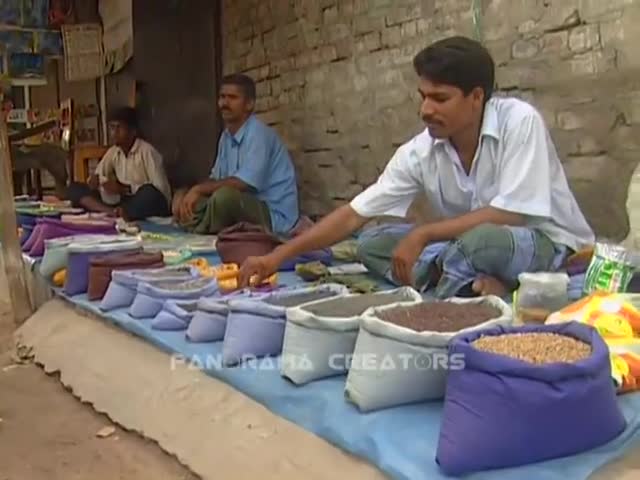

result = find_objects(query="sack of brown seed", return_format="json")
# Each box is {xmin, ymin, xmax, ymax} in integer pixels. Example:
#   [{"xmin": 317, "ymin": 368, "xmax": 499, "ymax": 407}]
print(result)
[
  {"xmin": 281, "ymin": 287, "xmax": 422, "ymax": 385},
  {"xmin": 436, "ymin": 321, "xmax": 626, "ymax": 476},
  {"xmin": 344, "ymin": 296, "xmax": 512, "ymax": 412}
]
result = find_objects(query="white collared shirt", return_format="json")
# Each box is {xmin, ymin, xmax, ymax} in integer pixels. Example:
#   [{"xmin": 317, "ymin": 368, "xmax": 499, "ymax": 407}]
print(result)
[
  {"xmin": 350, "ymin": 96, "xmax": 595, "ymax": 251},
  {"xmin": 95, "ymin": 138, "xmax": 172, "ymax": 204}
]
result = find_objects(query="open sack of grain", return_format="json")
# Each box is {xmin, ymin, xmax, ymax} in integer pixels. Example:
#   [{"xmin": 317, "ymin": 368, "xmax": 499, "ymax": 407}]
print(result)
[
  {"xmin": 436, "ymin": 321, "xmax": 626, "ymax": 476},
  {"xmin": 345, "ymin": 296, "xmax": 511, "ymax": 412},
  {"xmin": 221, "ymin": 284, "xmax": 349, "ymax": 366},
  {"xmin": 281, "ymin": 287, "xmax": 422, "ymax": 385}
]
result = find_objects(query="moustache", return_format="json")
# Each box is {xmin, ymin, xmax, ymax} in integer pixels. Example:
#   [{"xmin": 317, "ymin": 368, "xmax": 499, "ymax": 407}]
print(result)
[{"xmin": 423, "ymin": 117, "xmax": 442, "ymax": 126}]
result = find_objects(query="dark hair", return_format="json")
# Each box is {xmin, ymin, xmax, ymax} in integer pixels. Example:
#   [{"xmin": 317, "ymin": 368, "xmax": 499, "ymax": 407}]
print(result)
[
  {"xmin": 108, "ymin": 106, "xmax": 138, "ymax": 130},
  {"xmin": 413, "ymin": 36, "xmax": 495, "ymax": 103},
  {"xmin": 221, "ymin": 73, "xmax": 256, "ymax": 100}
]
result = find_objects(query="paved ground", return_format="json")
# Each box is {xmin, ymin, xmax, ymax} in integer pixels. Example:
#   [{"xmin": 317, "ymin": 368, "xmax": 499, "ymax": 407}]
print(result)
[{"xmin": 0, "ymin": 265, "xmax": 199, "ymax": 480}]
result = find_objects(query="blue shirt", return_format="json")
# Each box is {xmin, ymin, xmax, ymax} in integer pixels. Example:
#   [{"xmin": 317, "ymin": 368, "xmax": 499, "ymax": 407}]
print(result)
[{"xmin": 211, "ymin": 115, "xmax": 299, "ymax": 233}]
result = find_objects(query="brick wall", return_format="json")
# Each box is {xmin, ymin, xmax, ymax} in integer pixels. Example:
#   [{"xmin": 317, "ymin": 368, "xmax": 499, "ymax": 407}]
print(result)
[{"xmin": 222, "ymin": 0, "xmax": 640, "ymax": 240}]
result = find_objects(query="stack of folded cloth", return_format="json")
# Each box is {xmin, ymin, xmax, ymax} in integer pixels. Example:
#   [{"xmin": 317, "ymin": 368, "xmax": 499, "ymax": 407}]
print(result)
[
  {"xmin": 100, "ymin": 265, "xmax": 199, "ymax": 311},
  {"xmin": 17, "ymin": 209, "xmax": 61, "ymax": 245},
  {"xmin": 64, "ymin": 237, "xmax": 143, "ymax": 296},
  {"xmin": 60, "ymin": 212, "xmax": 109, "ymax": 223},
  {"xmin": 87, "ymin": 251, "xmax": 165, "ymax": 301},
  {"xmin": 22, "ymin": 217, "xmax": 116, "ymax": 257}
]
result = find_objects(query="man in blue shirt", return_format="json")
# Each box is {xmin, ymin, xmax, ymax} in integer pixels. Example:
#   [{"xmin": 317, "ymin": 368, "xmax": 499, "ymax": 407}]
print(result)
[{"xmin": 173, "ymin": 74, "xmax": 299, "ymax": 234}]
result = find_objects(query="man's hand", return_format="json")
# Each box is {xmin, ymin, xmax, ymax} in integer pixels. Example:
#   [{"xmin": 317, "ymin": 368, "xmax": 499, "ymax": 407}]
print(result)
[
  {"xmin": 87, "ymin": 174, "xmax": 99, "ymax": 190},
  {"xmin": 391, "ymin": 230, "xmax": 427, "ymax": 286},
  {"xmin": 239, "ymin": 254, "xmax": 281, "ymax": 288},
  {"xmin": 102, "ymin": 179, "xmax": 122, "ymax": 195},
  {"xmin": 179, "ymin": 185, "xmax": 203, "ymax": 222},
  {"xmin": 171, "ymin": 189, "xmax": 187, "ymax": 220}
]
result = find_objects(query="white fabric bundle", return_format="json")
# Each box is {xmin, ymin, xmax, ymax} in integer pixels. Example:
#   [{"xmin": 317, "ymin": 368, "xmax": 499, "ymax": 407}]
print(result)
[
  {"xmin": 345, "ymin": 296, "xmax": 513, "ymax": 412},
  {"xmin": 281, "ymin": 287, "xmax": 422, "ymax": 385}
]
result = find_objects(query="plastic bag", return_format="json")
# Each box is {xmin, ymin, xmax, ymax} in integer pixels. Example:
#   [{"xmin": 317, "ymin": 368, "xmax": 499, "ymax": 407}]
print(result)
[
  {"xmin": 547, "ymin": 292, "xmax": 640, "ymax": 393},
  {"xmin": 583, "ymin": 242, "xmax": 638, "ymax": 294},
  {"xmin": 513, "ymin": 272, "xmax": 569, "ymax": 324}
]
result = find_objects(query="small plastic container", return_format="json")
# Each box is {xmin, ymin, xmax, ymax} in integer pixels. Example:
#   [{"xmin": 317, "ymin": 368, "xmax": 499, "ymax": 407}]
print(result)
[{"xmin": 514, "ymin": 272, "xmax": 570, "ymax": 324}]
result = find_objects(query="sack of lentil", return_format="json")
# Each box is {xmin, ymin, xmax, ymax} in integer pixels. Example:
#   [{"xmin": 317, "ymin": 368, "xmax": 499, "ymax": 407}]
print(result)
[
  {"xmin": 281, "ymin": 287, "xmax": 423, "ymax": 385},
  {"xmin": 221, "ymin": 284, "xmax": 349, "ymax": 366},
  {"xmin": 345, "ymin": 296, "xmax": 511, "ymax": 412},
  {"xmin": 436, "ymin": 321, "xmax": 626, "ymax": 476}
]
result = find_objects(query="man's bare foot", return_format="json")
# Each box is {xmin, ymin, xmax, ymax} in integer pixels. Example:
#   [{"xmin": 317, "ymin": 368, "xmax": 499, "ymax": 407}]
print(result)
[
  {"xmin": 472, "ymin": 275, "xmax": 509, "ymax": 297},
  {"xmin": 113, "ymin": 207, "xmax": 127, "ymax": 220}
]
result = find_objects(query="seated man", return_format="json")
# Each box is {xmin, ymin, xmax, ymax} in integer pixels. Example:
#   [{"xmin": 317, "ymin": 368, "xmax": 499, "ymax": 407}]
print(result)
[
  {"xmin": 66, "ymin": 107, "xmax": 172, "ymax": 221},
  {"xmin": 239, "ymin": 36, "xmax": 595, "ymax": 298},
  {"xmin": 173, "ymin": 74, "xmax": 299, "ymax": 235}
]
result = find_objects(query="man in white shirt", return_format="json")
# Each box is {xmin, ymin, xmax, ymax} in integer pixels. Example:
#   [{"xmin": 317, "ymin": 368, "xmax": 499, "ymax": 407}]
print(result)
[
  {"xmin": 238, "ymin": 36, "xmax": 595, "ymax": 298},
  {"xmin": 66, "ymin": 107, "xmax": 172, "ymax": 221}
]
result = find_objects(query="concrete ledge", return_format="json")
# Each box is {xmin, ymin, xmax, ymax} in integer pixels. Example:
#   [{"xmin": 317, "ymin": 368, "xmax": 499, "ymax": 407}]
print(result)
[{"xmin": 16, "ymin": 298, "xmax": 385, "ymax": 480}]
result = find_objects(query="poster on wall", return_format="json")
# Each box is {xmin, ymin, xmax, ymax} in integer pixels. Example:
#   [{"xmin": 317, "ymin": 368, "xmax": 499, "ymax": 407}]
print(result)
[
  {"xmin": 0, "ymin": 30, "xmax": 33, "ymax": 53},
  {"xmin": 0, "ymin": 0, "xmax": 21, "ymax": 26},
  {"xmin": 8, "ymin": 52, "xmax": 45, "ymax": 77},
  {"xmin": 35, "ymin": 30, "xmax": 64, "ymax": 56},
  {"xmin": 61, "ymin": 23, "xmax": 104, "ymax": 81},
  {"xmin": 99, "ymin": 0, "xmax": 133, "ymax": 74},
  {"xmin": 21, "ymin": 0, "xmax": 49, "ymax": 28},
  {"xmin": 0, "ymin": 0, "xmax": 48, "ymax": 28}
]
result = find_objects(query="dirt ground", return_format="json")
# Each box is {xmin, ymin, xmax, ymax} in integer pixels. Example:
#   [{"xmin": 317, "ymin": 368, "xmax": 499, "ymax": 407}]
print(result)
[{"xmin": 0, "ymin": 268, "xmax": 199, "ymax": 480}]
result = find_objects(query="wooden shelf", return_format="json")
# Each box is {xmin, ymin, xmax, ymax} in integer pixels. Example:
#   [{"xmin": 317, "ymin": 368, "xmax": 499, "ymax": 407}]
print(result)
[{"xmin": 10, "ymin": 77, "xmax": 47, "ymax": 87}]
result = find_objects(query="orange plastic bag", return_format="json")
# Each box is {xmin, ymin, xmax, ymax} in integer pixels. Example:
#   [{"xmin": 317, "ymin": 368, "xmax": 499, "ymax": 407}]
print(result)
[{"xmin": 547, "ymin": 292, "xmax": 640, "ymax": 393}]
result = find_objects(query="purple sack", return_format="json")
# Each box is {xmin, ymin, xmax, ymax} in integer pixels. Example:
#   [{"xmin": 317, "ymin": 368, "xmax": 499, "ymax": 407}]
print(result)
[
  {"xmin": 222, "ymin": 299, "xmax": 287, "ymax": 366},
  {"xmin": 152, "ymin": 300, "xmax": 199, "ymax": 331},
  {"xmin": 186, "ymin": 300, "xmax": 230, "ymax": 343},
  {"xmin": 185, "ymin": 291, "xmax": 266, "ymax": 343},
  {"xmin": 128, "ymin": 276, "xmax": 218, "ymax": 319},
  {"xmin": 20, "ymin": 224, "xmax": 35, "ymax": 246},
  {"xmin": 23, "ymin": 217, "xmax": 116, "ymax": 257},
  {"xmin": 436, "ymin": 321, "xmax": 626, "ymax": 476},
  {"xmin": 64, "ymin": 238, "xmax": 142, "ymax": 296}
]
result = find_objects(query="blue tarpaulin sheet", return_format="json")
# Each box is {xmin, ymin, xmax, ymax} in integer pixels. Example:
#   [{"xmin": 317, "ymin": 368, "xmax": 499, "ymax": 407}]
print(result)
[
  {"xmin": 58, "ymin": 278, "xmax": 640, "ymax": 480},
  {"xmin": 36, "ymin": 220, "xmax": 640, "ymax": 479}
]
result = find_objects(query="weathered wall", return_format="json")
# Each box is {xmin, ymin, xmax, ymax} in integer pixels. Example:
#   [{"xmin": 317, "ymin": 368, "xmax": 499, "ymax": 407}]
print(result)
[
  {"xmin": 222, "ymin": 0, "xmax": 640, "ymax": 239},
  {"xmin": 133, "ymin": 0, "xmax": 222, "ymax": 188}
]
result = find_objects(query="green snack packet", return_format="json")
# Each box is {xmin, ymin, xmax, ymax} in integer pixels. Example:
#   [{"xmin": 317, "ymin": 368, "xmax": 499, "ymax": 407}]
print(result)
[{"xmin": 583, "ymin": 243, "xmax": 638, "ymax": 294}]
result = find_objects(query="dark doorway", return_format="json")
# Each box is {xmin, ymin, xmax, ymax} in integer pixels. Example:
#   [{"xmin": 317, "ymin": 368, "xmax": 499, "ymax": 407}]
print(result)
[{"xmin": 133, "ymin": 0, "xmax": 223, "ymax": 189}]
